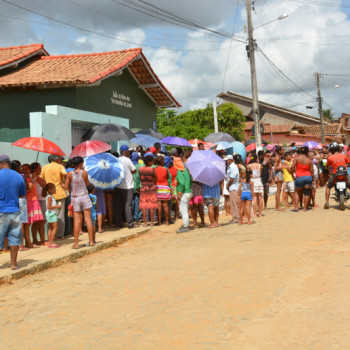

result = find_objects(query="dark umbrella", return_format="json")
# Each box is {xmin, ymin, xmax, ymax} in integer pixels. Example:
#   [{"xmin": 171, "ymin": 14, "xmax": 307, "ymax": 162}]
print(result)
[
  {"xmin": 204, "ymin": 132, "xmax": 235, "ymax": 143},
  {"xmin": 89, "ymin": 123, "xmax": 135, "ymax": 142},
  {"xmin": 137, "ymin": 128, "xmax": 165, "ymax": 140},
  {"xmin": 245, "ymin": 139, "xmax": 268, "ymax": 146}
]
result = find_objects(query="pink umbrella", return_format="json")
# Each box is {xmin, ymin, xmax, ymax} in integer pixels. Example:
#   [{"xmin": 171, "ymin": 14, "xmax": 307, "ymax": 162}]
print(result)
[
  {"xmin": 188, "ymin": 139, "xmax": 215, "ymax": 150},
  {"xmin": 69, "ymin": 140, "xmax": 111, "ymax": 158}
]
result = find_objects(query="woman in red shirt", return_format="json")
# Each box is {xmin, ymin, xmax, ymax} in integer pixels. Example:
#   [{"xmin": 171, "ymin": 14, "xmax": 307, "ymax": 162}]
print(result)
[{"xmin": 155, "ymin": 156, "xmax": 171, "ymax": 225}]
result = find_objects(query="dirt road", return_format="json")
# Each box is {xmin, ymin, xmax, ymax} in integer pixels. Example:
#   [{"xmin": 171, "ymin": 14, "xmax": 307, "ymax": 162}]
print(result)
[{"xmin": 1, "ymin": 191, "xmax": 350, "ymax": 349}]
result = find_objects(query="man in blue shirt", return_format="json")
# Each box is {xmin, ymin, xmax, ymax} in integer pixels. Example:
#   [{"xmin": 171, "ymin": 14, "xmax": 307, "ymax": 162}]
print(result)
[
  {"xmin": 0, "ymin": 155, "xmax": 26, "ymax": 270},
  {"xmin": 203, "ymin": 182, "xmax": 221, "ymax": 228}
]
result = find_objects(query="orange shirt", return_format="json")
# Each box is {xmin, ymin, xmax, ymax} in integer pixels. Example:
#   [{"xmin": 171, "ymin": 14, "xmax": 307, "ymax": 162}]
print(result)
[
  {"xmin": 327, "ymin": 153, "xmax": 349, "ymax": 174},
  {"xmin": 155, "ymin": 166, "xmax": 169, "ymax": 186}
]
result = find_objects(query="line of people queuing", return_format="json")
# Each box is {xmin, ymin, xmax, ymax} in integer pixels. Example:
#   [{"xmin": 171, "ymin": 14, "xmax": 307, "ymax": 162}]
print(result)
[{"xmin": 0, "ymin": 141, "xmax": 349, "ymax": 269}]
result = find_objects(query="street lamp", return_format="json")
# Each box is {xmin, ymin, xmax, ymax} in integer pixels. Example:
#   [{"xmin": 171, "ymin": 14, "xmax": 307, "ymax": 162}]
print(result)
[
  {"xmin": 254, "ymin": 14, "xmax": 288, "ymax": 30},
  {"xmin": 246, "ymin": 0, "xmax": 288, "ymax": 151}
]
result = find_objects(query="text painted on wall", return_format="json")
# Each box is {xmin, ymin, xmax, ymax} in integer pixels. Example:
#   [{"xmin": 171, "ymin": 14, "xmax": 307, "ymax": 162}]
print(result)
[{"xmin": 111, "ymin": 91, "xmax": 132, "ymax": 108}]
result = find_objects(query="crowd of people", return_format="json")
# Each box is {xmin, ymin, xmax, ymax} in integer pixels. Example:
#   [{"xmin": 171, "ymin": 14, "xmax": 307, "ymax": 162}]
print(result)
[{"xmin": 0, "ymin": 140, "xmax": 349, "ymax": 270}]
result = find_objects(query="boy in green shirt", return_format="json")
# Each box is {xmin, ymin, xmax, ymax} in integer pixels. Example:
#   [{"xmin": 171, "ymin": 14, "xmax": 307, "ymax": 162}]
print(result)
[{"xmin": 175, "ymin": 168, "xmax": 192, "ymax": 233}]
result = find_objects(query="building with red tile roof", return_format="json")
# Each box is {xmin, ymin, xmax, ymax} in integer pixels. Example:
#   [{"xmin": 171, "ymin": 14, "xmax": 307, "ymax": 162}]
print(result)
[{"xmin": 0, "ymin": 44, "xmax": 180, "ymax": 143}]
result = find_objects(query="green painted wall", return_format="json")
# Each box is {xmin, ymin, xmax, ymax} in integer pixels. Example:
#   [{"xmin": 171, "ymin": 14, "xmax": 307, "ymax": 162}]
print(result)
[
  {"xmin": 0, "ymin": 69, "xmax": 157, "ymax": 143},
  {"xmin": 0, "ymin": 88, "xmax": 75, "ymax": 142},
  {"xmin": 75, "ymin": 69, "xmax": 157, "ymax": 129}
]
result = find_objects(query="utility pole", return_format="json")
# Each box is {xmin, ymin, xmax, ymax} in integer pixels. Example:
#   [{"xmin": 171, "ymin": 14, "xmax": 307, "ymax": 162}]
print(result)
[
  {"xmin": 315, "ymin": 72, "xmax": 325, "ymax": 143},
  {"xmin": 246, "ymin": 0, "xmax": 262, "ymax": 151},
  {"xmin": 213, "ymin": 99, "xmax": 218, "ymax": 133}
]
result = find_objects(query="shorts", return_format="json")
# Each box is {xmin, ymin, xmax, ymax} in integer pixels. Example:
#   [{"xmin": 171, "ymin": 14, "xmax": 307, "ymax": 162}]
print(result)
[
  {"xmin": 241, "ymin": 192, "xmax": 253, "ymax": 201},
  {"xmin": 285, "ymin": 181, "xmax": 295, "ymax": 193},
  {"xmin": 262, "ymin": 182, "xmax": 269, "ymax": 195},
  {"xmin": 46, "ymin": 211, "xmax": 58, "ymax": 224},
  {"xmin": 72, "ymin": 194, "xmax": 92, "ymax": 212},
  {"xmin": 156, "ymin": 185, "xmax": 171, "ymax": 201},
  {"xmin": 295, "ymin": 176, "xmax": 312, "ymax": 189},
  {"xmin": 275, "ymin": 171, "xmax": 283, "ymax": 182},
  {"xmin": 204, "ymin": 197, "xmax": 220, "ymax": 207},
  {"xmin": 0, "ymin": 212, "xmax": 22, "ymax": 248},
  {"xmin": 251, "ymin": 178, "xmax": 264, "ymax": 193},
  {"xmin": 19, "ymin": 197, "xmax": 28, "ymax": 224},
  {"xmin": 189, "ymin": 195, "xmax": 203, "ymax": 205}
]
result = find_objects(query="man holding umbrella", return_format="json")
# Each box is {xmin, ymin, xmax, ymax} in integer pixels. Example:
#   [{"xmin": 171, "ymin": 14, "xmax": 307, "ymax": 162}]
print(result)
[{"xmin": 115, "ymin": 145, "xmax": 137, "ymax": 229}]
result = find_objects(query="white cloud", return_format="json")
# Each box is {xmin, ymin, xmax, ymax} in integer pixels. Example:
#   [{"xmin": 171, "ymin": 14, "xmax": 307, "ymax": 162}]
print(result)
[{"xmin": 1, "ymin": 0, "xmax": 350, "ymax": 117}]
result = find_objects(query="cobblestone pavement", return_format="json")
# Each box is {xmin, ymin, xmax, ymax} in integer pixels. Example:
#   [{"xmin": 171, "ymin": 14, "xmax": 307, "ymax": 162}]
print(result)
[{"xmin": 1, "ymin": 191, "xmax": 350, "ymax": 349}]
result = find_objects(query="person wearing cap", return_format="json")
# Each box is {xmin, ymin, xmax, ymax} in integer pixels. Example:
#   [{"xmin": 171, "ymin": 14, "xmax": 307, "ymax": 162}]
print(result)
[
  {"xmin": 225, "ymin": 155, "xmax": 240, "ymax": 223},
  {"xmin": 115, "ymin": 145, "xmax": 137, "ymax": 229},
  {"xmin": 149, "ymin": 147, "xmax": 157, "ymax": 155},
  {"xmin": 339, "ymin": 143, "xmax": 345, "ymax": 154},
  {"xmin": 0, "ymin": 155, "xmax": 27, "ymax": 270},
  {"xmin": 40, "ymin": 154, "xmax": 67, "ymax": 238}
]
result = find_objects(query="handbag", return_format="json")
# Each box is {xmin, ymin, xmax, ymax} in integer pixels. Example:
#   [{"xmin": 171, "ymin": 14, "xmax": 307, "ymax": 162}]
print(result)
[{"xmin": 67, "ymin": 170, "xmax": 80, "ymax": 217}]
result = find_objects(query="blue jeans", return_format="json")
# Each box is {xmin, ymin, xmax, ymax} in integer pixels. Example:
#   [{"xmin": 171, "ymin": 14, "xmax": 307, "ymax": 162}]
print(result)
[
  {"xmin": 132, "ymin": 193, "xmax": 142, "ymax": 221},
  {"xmin": 295, "ymin": 176, "xmax": 312, "ymax": 189},
  {"xmin": 0, "ymin": 212, "xmax": 22, "ymax": 249}
]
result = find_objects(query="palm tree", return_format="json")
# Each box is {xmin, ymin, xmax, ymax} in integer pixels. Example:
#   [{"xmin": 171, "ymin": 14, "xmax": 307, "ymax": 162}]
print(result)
[{"xmin": 323, "ymin": 109, "xmax": 334, "ymax": 122}]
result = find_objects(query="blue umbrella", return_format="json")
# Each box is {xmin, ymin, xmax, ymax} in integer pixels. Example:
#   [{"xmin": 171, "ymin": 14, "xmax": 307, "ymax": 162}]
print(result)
[
  {"xmin": 186, "ymin": 150, "xmax": 226, "ymax": 186},
  {"xmin": 162, "ymin": 136, "xmax": 192, "ymax": 147},
  {"xmin": 85, "ymin": 153, "xmax": 125, "ymax": 189},
  {"xmin": 231, "ymin": 141, "xmax": 247, "ymax": 161},
  {"xmin": 130, "ymin": 134, "xmax": 167, "ymax": 152},
  {"xmin": 215, "ymin": 141, "xmax": 234, "ymax": 155}
]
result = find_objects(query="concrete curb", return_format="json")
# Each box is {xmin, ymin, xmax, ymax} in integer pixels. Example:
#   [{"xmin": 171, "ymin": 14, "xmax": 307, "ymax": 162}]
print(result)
[{"xmin": 0, "ymin": 227, "xmax": 150, "ymax": 285}]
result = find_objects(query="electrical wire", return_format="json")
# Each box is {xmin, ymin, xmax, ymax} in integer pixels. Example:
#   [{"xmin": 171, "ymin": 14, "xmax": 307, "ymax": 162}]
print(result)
[
  {"xmin": 258, "ymin": 47, "xmax": 316, "ymax": 98},
  {"xmin": 111, "ymin": 0, "xmax": 247, "ymax": 43},
  {"xmin": 0, "ymin": 0, "xmax": 238, "ymax": 52},
  {"xmin": 221, "ymin": 0, "xmax": 241, "ymax": 92},
  {"xmin": 288, "ymin": 0, "xmax": 350, "ymax": 8}
]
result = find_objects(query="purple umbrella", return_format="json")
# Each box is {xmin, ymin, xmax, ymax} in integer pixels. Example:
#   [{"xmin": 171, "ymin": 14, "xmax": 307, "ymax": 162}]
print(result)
[
  {"xmin": 302, "ymin": 141, "xmax": 319, "ymax": 149},
  {"xmin": 186, "ymin": 150, "xmax": 226, "ymax": 186},
  {"xmin": 161, "ymin": 136, "xmax": 192, "ymax": 147}
]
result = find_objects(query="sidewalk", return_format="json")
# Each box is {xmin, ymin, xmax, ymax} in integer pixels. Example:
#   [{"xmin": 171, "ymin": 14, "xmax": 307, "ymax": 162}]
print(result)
[{"xmin": 0, "ymin": 226, "xmax": 150, "ymax": 284}]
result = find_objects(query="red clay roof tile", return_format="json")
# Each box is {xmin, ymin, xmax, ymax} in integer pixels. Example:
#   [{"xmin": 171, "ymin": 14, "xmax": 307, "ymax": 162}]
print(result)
[
  {"xmin": 0, "ymin": 45, "xmax": 181, "ymax": 108},
  {"xmin": 300, "ymin": 124, "xmax": 342, "ymax": 135},
  {"xmin": 0, "ymin": 44, "xmax": 48, "ymax": 69}
]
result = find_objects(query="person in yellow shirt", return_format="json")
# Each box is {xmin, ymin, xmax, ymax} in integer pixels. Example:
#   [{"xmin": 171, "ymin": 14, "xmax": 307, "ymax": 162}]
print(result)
[
  {"xmin": 40, "ymin": 155, "xmax": 67, "ymax": 238},
  {"xmin": 283, "ymin": 152, "xmax": 298, "ymax": 211}
]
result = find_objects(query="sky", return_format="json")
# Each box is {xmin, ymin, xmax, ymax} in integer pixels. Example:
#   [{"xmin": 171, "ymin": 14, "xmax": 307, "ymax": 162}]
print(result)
[{"xmin": 1, "ymin": 0, "xmax": 350, "ymax": 119}]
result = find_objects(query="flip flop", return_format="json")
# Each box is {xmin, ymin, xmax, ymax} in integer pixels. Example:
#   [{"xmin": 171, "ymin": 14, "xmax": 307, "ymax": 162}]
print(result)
[
  {"xmin": 11, "ymin": 266, "xmax": 22, "ymax": 271},
  {"xmin": 84, "ymin": 243, "xmax": 95, "ymax": 247},
  {"xmin": 72, "ymin": 246, "xmax": 80, "ymax": 250},
  {"xmin": 291, "ymin": 209, "xmax": 299, "ymax": 212},
  {"xmin": 48, "ymin": 244, "xmax": 60, "ymax": 248},
  {"xmin": 19, "ymin": 247, "xmax": 29, "ymax": 251}
]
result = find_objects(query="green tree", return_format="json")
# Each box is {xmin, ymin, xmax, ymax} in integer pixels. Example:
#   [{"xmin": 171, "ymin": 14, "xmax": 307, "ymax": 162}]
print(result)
[
  {"xmin": 157, "ymin": 103, "xmax": 245, "ymax": 141},
  {"xmin": 323, "ymin": 109, "xmax": 334, "ymax": 122}
]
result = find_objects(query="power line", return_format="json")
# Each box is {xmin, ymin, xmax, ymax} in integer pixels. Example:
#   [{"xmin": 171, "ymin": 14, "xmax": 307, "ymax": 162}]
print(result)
[
  {"xmin": 221, "ymin": 0, "xmax": 241, "ymax": 92},
  {"xmin": 258, "ymin": 47, "xmax": 316, "ymax": 98},
  {"xmin": 111, "ymin": 0, "xmax": 247, "ymax": 43},
  {"xmin": 288, "ymin": 0, "xmax": 350, "ymax": 8},
  {"xmin": 0, "ymin": 0, "xmax": 237, "ymax": 52}
]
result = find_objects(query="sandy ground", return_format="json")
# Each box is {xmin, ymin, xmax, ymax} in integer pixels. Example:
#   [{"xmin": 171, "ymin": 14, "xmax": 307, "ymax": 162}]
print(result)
[{"xmin": 0, "ymin": 190, "xmax": 350, "ymax": 349}]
